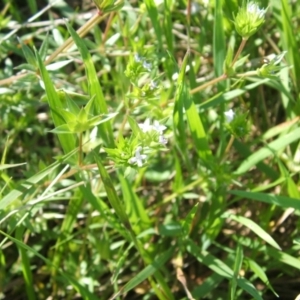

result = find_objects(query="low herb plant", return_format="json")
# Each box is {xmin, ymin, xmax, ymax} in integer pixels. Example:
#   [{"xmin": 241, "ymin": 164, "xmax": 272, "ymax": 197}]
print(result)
[{"xmin": 0, "ymin": 0, "xmax": 300, "ymax": 299}]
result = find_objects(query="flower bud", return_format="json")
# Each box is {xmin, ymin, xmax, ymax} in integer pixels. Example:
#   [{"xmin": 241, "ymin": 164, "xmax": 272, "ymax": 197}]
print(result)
[
  {"xmin": 257, "ymin": 52, "xmax": 287, "ymax": 77},
  {"xmin": 233, "ymin": 1, "xmax": 266, "ymax": 39}
]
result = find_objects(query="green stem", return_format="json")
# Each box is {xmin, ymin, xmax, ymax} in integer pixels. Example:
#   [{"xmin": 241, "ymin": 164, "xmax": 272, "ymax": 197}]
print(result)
[
  {"xmin": 78, "ymin": 132, "xmax": 83, "ymax": 166},
  {"xmin": 190, "ymin": 73, "xmax": 227, "ymax": 95},
  {"xmin": 236, "ymin": 70, "xmax": 258, "ymax": 77},
  {"xmin": 231, "ymin": 37, "xmax": 248, "ymax": 68}
]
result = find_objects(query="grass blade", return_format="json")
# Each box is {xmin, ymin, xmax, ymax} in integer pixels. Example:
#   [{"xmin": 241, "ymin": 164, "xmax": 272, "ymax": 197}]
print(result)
[
  {"xmin": 186, "ymin": 239, "xmax": 263, "ymax": 300},
  {"xmin": 65, "ymin": 21, "xmax": 115, "ymax": 147},
  {"xmin": 94, "ymin": 153, "xmax": 129, "ymax": 225},
  {"xmin": 226, "ymin": 214, "xmax": 281, "ymax": 250},
  {"xmin": 35, "ymin": 49, "xmax": 76, "ymax": 155},
  {"xmin": 230, "ymin": 190, "xmax": 300, "ymax": 211},
  {"xmin": 110, "ymin": 247, "xmax": 174, "ymax": 300},
  {"xmin": 144, "ymin": 0, "xmax": 163, "ymax": 49},
  {"xmin": 236, "ymin": 127, "xmax": 300, "ymax": 174}
]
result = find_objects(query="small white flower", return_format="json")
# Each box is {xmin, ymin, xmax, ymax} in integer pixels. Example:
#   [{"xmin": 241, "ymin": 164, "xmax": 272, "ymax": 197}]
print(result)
[
  {"xmin": 143, "ymin": 61, "xmax": 152, "ymax": 71},
  {"xmin": 247, "ymin": 2, "xmax": 266, "ymax": 19},
  {"xmin": 225, "ymin": 109, "xmax": 235, "ymax": 123},
  {"xmin": 152, "ymin": 120, "xmax": 167, "ymax": 134},
  {"xmin": 134, "ymin": 53, "xmax": 143, "ymax": 63},
  {"xmin": 172, "ymin": 72, "xmax": 179, "ymax": 81},
  {"xmin": 129, "ymin": 146, "xmax": 147, "ymax": 167},
  {"xmin": 158, "ymin": 135, "xmax": 168, "ymax": 145},
  {"xmin": 139, "ymin": 119, "xmax": 152, "ymax": 133},
  {"xmin": 150, "ymin": 80, "xmax": 158, "ymax": 90}
]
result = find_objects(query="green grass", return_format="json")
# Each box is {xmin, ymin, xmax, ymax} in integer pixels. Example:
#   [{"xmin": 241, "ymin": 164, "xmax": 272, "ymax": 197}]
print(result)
[{"xmin": 1, "ymin": 0, "xmax": 300, "ymax": 299}]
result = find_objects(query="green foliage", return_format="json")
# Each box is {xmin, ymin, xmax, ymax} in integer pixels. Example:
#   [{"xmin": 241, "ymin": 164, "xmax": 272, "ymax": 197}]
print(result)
[{"xmin": 1, "ymin": 0, "xmax": 300, "ymax": 299}]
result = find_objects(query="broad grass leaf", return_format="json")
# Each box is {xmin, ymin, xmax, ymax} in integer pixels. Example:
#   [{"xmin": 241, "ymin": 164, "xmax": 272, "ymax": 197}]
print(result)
[
  {"xmin": 226, "ymin": 214, "xmax": 281, "ymax": 250},
  {"xmin": 109, "ymin": 247, "xmax": 175, "ymax": 300},
  {"xmin": 236, "ymin": 127, "xmax": 300, "ymax": 174},
  {"xmin": 246, "ymin": 258, "xmax": 279, "ymax": 297},
  {"xmin": 230, "ymin": 190, "xmax": 300, "ymax": 211},
  {"xmin": 186, "ymin": 239, "xmax": 263, "ymax": 300}
]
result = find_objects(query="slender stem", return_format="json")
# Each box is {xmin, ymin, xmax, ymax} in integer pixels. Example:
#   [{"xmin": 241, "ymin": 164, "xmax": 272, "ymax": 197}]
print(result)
[
  {"xmin": 226, "ymin": 134, "xmax": 235, "ymax": 153},
  {"xmin": 231, "ymin": 38, "xmax": 248, "ymax": 68},
  {"xmin": 0, "ymin": 12, "xmax": 107, "ymax": 86},
  {"xmin": 44, "ymin": 13, "xmax": 105, "ymax": 66},
  {"xmin": 0, "ymin": 73, "xmax": 27, "ymax": 86},
  {"xmin": 236, "ymin": 70, "xmax": 258, "ymax": 77},
  {"xmin": 78, "ymin": 133, "xmax": 83, "ymax": 166},
  {"xmin": 102, "ymin": 12, "xmax": 115, "ymax": 44},
  {"xmin": 190, "ymin": 73, "xmax": 227, "ymax": 95},
  {"xmin": 222, "ymin": 134, "xmax": 235, "ymax": 161}
]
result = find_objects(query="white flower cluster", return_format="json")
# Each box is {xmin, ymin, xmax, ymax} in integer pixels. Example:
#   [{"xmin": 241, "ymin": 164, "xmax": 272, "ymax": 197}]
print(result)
[
  {"xmin": 247, "ymin": 2, "xmax": 266, "ymax": 19},
  {"xmin": 134, "ymin": 53, "xmax": 152, "ymax": 72},
  {"xmin": 128, "ymin": 119, "xmax": 167, "ymax": 167}
]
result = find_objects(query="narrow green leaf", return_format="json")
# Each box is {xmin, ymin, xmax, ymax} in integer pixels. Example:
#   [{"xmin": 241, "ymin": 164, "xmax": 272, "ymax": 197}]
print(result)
[
  {"xmin": 233, "ymin": 139, "xmax": 278, "ymax": 180},
  {"xmin": 267, "ymin": 246, "xmax": 300, "ymax": 271},
  {"xmin": 0, "ymin": 150, "xmax": 76, "ymax": 212},
  {"xmin": 192, "ymin": 272, "xmax": 224, "ymax": 298},
  {"xmin": 182, "ymin": 202, "xmax": 199, "ymax": 236},
  {"xmin": 279, "ymin": 0, "xmax": 300, "ymax": 92},
  {"xmin": 199, "ymin": 78, "xmax": 271, "ymax": 110},
  {"xmin": 35, "ymin": 49, "xmax": 76, "ymax": 154},
  {"xmin": 186, "ymin": 239, "xmax": 263, "ymax": 300},
  {"xmin": 110, "ymin": 247, "xmax": 175, "ymax": 300},
  {"xmin": 0, "ymin": 230, "xmax": 99, "ymax": 300},
  {"xmin": 46, "ymin": 59, "xmax": 73, "ymax": 71},
  {"xmin": 118, "ymin": 173, "xmax": 151, "ymax": 234},
  {"xmin": 236, "ymin": 127, "xmax": 300, "ymax": 174},
  {"xmin": 163, "ymin": 0, "xmax": 174, "ymax": 53},
  {"xmin": 246, "ymin": 258, "xmax": 279, "ymax": 297},
  {"xmin": 38, "ymin": 33, "xmax": 49, "ymax": 61},
  {"xmin": 144, "ymin": 0, "xmax": 162, "ymax": 49},
  {"xmin": 213, "ymin": 0, "xmax": 226, "ymax": 78},
  {"xmin": 18, "ymin": 37, "xmax": 37, "ymax": 67},
  {"xmin": 50, "ymin": 124, "xmax": 72, "ymax": 134},
  {"xmin": 226, "ymin": 214, "xmax": 281, "ymax": 250},
  {"xmin": 15, "ymin": 226, "xmax": 36, "ymax": 300},
  {"xmin": 230, "ymin": 190, "xmax": 300, "ymax": 211},
  {"xmin": 0, "ymin": 162, "xmax": 60, "ymax": 211},
  {"xmin": 94, "ymin": 153, "xmax": 129, "ymax": 224},
  {"xmin": 65, "ymin": 21, "xmax": 114, "ymax": 147},
  {"xmin": 230, "ymin": 243, "xmax": 243, "ymax": 300},
  {"xmin": 236, "ymin": 277, "xmax": 263, "ymax": 300},
  {"xmin": 0, "ymin": 163, "xmax": 27, "ymax": 171},
  {"xmin": 173, "ymin": 55, "xmax": 186, "ymax": 149},
  {"xmin": 184, "ymin": 93, "xmax": 212, "ymax": 161},
  {"xmin": 180, "ymin": 52, "xmax": 212, "ymax": 162}
]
